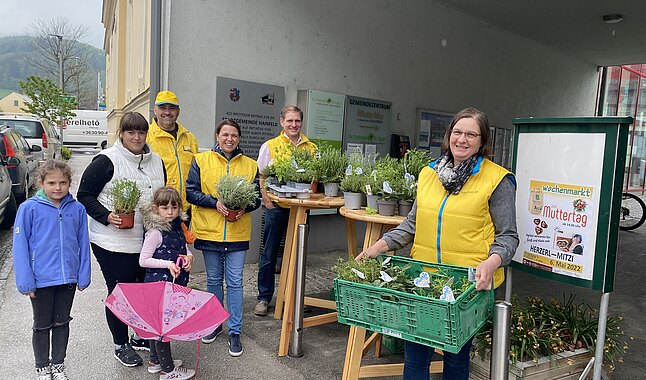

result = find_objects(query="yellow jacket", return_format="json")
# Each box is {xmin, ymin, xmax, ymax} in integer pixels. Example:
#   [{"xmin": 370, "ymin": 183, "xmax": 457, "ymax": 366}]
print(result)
[
  {"xmin": 190, "ymin": 150, "xmax": 258, "ymax": 242},
  {"xmin": 147, "ymin": 120, "xmax": 199, "ymax": 210},
  {"xmin": 411, "ymin": 158, "xmax": 510, "ymax": 288}
]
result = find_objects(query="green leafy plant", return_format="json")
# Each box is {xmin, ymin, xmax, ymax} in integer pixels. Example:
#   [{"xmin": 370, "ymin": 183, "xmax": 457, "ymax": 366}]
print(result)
[
  {"xmin": 216, "ymin": 174, "xmax": 259, "ymax": 210},
  {"xmin": 473, "ymin": 295, "xmax": 629, "ymax": 368},
  {"xmin": 19, "ymin": 75, "xmax": 77, "ymax": 127},
  {"xmin": 61, "ymin": 146, "xmax": 72, "ymax": 161},
  {"xmin": 373, "ymin": 156, "xmax": 403, "ymax": 201},
  {"xmin": 264, "ymin": 145, "xmax": 317, "ymax": 184},
  {"xmin": 109, "ymin": 178, "xmax": 141, "ymax": 214},
  {"xmin": 340, "ymin": 152, "xmax": 367, "ymax": 193},
  {"xmin": 313, "ymin": 145, "xmax": 348, "ymax": 183}
]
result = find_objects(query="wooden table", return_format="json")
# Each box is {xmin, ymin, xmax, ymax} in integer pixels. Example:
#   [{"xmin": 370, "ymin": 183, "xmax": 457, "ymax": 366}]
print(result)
[
  {"xmin": 339, "ymin": 207, "xmax": 443, "ymax": 379},
  {"xmin": 268, "ymin": 193, "xmax": 346, "ymax": 357}
]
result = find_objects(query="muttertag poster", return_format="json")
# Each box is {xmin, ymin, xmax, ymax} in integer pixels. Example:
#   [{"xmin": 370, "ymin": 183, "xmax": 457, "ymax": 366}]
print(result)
[{"xmin": 520, "ymin": 180, "xmax": 595, "ymax": 280}]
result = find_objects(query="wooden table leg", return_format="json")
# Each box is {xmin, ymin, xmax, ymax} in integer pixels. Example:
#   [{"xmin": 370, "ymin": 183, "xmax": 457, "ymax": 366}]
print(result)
[
  {"xmin": 345, "ymin": 218, "xmax": 357, "ymax": 258},
  {"xmin": 278, "ymin": 206, "xmax": 307, "ymax": 356},
  {"xmin": 342, "ymin": 326, "xmax": 366, "ymax": 380},
  {"xmin": 274, "ymin": 207, "xmax": 299, "ymax": 320}
]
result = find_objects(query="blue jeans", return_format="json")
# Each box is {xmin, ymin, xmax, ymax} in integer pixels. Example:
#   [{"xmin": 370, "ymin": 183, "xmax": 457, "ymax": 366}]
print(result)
[
  {"xmin": 403, "ymin": 339, "xmax": 473, "ymax": 380},
  {"xmin": 202, "ymin": 249, "xmax": 246, "ymax": 334},
  {"xmin": 257, "ymin": 205, "xmax": 290, "ymax": 303}
]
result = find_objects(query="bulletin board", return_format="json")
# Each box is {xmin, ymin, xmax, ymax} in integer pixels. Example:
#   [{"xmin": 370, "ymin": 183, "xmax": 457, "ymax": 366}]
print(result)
[{"xmin": 415, "ymin": 108, "xmax": 453, "ymax": 150}]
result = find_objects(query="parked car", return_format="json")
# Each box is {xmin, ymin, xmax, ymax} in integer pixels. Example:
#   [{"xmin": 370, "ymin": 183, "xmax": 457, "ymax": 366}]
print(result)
[
  {"xmin": 0, "ymin": 156, "xmax": 17, "ymax": 229},
  {"xmin": 0, "ymin": 125, "xmax": 41, "ymax": 203},
  {"xmin": 0, "ymin": 113, "xmax": 62, "ymax": 162}
]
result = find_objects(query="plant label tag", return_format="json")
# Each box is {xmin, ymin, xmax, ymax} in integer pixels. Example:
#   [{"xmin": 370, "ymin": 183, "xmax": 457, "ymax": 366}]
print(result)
[
  {"xmin": 468, "ymin": 267, "xmax": 476, "ymax": 282},
  {"xmin": 414, "ymin": 271, "xmax": 430, "ymax": 287},
  {"xmin": 380, "ymin": 271, "xmax": 393, "ymax": 282},
  {"xmin": 440, "ymin": 286, "xmax": 455, "ymax": 301},
  {"xmin": 351, "ymin": 268, "xmax": 365, "ymax": 279},
  {"xmin": 381, "ymin": 256, "xmax": 391, "ymax": 266},
  {"xmin": 381, "ymin": 328, "xmax": 402, "ymax": 338},
  {"xmin": 365, "ymin": 184, "xmax": 372, "ymax": 196}
]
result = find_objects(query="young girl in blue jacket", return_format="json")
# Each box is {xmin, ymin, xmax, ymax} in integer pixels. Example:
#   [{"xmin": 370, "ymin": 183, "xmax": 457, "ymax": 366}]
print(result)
[{"xmin": 13, "ymin": 160, "xmax": 91, "ymax": 380}]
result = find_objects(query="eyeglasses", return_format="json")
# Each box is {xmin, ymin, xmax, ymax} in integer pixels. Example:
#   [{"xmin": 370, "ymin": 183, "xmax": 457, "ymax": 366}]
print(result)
[{"xmin": 451, "ymin": 129, "xmax": 481, "ymax": 140}]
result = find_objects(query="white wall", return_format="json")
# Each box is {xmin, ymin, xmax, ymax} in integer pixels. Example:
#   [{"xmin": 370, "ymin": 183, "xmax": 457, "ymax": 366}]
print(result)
[{"xmin": 166, "ymin": 0, "xmax": 600, "ymax": 258}]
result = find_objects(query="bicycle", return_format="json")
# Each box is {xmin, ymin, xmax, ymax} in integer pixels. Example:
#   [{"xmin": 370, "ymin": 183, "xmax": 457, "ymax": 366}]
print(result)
[{"xmin": 619, "ymin": 192, "xmax": 646, "ymax": 231}]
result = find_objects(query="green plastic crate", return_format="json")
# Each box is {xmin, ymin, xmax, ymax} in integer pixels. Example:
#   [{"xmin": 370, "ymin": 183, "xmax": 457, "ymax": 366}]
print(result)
[
  {"xmin": 382, "ymin": 335, "xmax": 405, "ymax": 354},
  {"xmin": 334, "ymin": 255, "xmax": 493, "ymax": 354}
]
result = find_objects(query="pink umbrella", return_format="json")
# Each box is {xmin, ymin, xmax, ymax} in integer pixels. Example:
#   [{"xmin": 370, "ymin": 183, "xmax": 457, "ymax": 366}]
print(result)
[{"xmin": 105, "ymin": 281, "xmax": 229, "ymax": 342}]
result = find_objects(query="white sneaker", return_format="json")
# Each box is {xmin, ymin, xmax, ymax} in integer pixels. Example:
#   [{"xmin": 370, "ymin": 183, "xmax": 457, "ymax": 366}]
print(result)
[
  {"xmin": 159, "ymin": 366, "xmax": 196, "ymax": 380},
  {"xmin": 148, "ymin": 359, "xmax": 183, "ymax": 374},
  {"xmin": 36, "ymin": 366, "xmax": 51, "ymax": 380}
]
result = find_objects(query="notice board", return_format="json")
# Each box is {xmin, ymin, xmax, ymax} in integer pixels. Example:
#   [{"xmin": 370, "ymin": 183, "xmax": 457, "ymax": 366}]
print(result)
[{"xmin": 511, "ymin": 117, "xmax": 631, "ymax": 292}]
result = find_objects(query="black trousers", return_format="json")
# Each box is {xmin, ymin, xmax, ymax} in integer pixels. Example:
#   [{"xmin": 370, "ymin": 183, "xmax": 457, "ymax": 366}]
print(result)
[
  {"xmin": 92, "ymin": 243, "xmax": 145, "ymax": 345},
  {"xmin": 30, "ymin": 284, "xmax": 76, "ymax": 368}
]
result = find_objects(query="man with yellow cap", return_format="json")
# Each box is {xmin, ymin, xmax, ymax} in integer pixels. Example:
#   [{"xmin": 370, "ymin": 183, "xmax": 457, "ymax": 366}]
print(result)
[{"xmin": 147, "ymin": 91, "xmax": 199, "ymax": 212}]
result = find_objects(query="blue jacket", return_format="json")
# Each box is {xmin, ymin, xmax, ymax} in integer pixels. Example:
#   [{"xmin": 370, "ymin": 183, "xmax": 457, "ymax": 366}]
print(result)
[{"xmin": 13, "ymin": 191, "xmax": 92, "ymax": 294}]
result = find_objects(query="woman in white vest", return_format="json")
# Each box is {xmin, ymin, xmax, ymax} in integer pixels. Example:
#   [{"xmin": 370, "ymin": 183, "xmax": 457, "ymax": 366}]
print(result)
[
  {"xmin": 356, "ymin": 108, "xmax": 519, "ymax": 380},
  {"xmin": 78, "ymin": 112, "xmax": 166, "ymax": 368}
]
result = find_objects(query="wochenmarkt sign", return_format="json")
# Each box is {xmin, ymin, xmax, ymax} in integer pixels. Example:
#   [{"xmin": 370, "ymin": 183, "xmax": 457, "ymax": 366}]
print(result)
[{"xmin": 511, "ymin": 117, "xmax": 631, "ymax": 292}]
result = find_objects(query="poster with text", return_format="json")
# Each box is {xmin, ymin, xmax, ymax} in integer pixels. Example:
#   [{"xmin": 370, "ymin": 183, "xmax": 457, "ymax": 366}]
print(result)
[
  {"xmin": 301, "ymin": 90, "xmax": 345, "ymax": 149},
  {"xmin": 513, "ymin": 133, "xmax": 605, "ymax": 282},
  {"xmin": 215, "ymin": 77, "xmax": 285, "ymax": 159},
  {"xmin": 343, "ymin": 96, "xmax": 391, "ymax": 156}
]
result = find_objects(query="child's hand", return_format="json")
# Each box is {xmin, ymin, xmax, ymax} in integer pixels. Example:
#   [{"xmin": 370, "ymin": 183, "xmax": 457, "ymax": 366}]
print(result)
[
  {"xmin": 168, "ymin": 262, "xmax": 181, "ymax": 278},
  {"xmin": 180, "ymin": 255, "xmax": 193, "ymax": 272}
]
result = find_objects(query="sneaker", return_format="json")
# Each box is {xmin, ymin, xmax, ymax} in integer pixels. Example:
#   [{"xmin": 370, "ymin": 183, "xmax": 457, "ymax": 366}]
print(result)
[
  {"xmin": 114, "ymin": 343, "xmax": 144, "ymax": 367},
  {"xmin": 254, "ymin": 300, "xmax": 269, "ymax": 316},
  {"xmin": 36, "ymin": 366, "xmax": 51, "ymax": 380},
  {"xmin": 228, "ymin": 333, "xmax": 243, "ymax": 357},
  {"xmin": 130, "ymin": 334, "xmax": 150, "ymax": 351},
  {"xmin": 50, "ymin": 364, "xmax": 68, "ymax": 380},
  {"xmin": 201, "ymin": 325, "xmax": 222, "ymax": 344},
  {"xmin": 148, "ymin": 359, "xmax": 183, "ymax": 374},
  {"xmin": 159, "ymin": 367, "xmax": 195, "ymax": 380}
]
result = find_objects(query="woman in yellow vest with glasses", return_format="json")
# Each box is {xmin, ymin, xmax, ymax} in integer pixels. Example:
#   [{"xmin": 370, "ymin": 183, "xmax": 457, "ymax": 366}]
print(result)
[{"xmin": 357, "ymin": 107, "xmax": 519, "ymax": 380}]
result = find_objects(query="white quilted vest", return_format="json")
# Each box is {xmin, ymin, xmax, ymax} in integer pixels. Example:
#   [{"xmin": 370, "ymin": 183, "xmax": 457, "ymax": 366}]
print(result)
[{"xmin": 89, "ymin": 139, "xmax": 165, "ymax": 253}]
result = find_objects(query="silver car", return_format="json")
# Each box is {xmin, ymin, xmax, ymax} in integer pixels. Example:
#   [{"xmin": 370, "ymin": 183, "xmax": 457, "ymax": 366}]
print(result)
[{"xmin": 0, "ymin": 113, "xmax": 62, "ymax": 162}]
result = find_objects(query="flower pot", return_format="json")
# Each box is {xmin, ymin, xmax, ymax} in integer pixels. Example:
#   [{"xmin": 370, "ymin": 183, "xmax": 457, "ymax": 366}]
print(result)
[
  {"xmin": 398, "ymin": 200, "xmax": 413, "ymax": 216},
  {"xmin": 343, "ymin": 192, "xmax": 363, "ymax": 210},
  {"xmin": 323, "ymin": 182, "xmax": 340, "ymax": 197},
  {"xmin": 469, "ymin": 348, "xmax": 593, "ymax": 380},
  {"xmin": 226, "ymin": 210, "xmax": 241, "ymax": 222},
  {"xmin": 292, "ymin": 182, "xmax": 311, "ymax": 191},
  {"xmin": 366, "ymin": 194, "xmax": 380, "ymax": 210},
  {"xmin": 377, "ymin": 199, "xmax": 397, "ymax": 216},
  {"xmin": 117, "ymin": 212, "xmax": 135, "ymax": 229}
]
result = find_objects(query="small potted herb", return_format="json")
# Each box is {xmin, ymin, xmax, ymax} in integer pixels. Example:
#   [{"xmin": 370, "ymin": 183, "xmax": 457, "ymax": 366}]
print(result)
[
  {"xmin": 313, "ymin": 145, "xmax": 348, "ymax": 196},
  {"xmin": 340, "ymin": 152, "xmax": 367, "ymax": 209},
  {"xmin": 109, "ymin": 178, "xmax": 142, "ymax": 229},
  {"xmin": 216, "ymin": 174, "xmax": 259, "ymax": 222}
]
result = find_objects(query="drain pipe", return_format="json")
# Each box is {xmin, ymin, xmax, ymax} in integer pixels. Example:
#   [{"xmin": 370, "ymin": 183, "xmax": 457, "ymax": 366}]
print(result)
[
  {"xmin": 490, "ymin": 301, "xmax": 512, "ymax": 379},
  {"xmin": 289, "ymin": 224, "xmax": 308, "ymax": 357},
  {"xmin": 149, "ymin": 0, "xmax": 161, "ymax": 121}
]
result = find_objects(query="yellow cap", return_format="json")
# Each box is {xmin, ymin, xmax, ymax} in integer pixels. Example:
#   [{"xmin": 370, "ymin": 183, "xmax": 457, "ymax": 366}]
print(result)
[{"xmin": 155, "ymin": 91, "xmax": 179, "ymax": 106}]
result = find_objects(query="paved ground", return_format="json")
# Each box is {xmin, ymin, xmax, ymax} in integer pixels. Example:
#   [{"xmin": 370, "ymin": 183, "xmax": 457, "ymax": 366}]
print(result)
[{"xmin": 0, "ymin": 151, "xmax": 643, "ymax": 379}]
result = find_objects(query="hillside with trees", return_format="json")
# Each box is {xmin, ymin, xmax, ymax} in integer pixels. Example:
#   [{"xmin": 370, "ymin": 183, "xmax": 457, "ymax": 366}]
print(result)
[{"xmin": 0, "ymin": 35, "xmax": 105, "ymax": 109}]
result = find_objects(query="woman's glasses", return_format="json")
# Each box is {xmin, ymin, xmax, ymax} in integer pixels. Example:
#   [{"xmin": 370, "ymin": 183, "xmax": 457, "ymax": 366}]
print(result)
[{"xmin": 451, "ymin": 129, "xmax": 481, "ymax": 140}]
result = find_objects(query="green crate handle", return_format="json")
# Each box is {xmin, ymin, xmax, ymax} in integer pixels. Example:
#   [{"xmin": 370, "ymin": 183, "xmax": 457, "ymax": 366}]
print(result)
[{"xmin": 379, "ymin": 293, "xmax": 400, "ymax": 303}]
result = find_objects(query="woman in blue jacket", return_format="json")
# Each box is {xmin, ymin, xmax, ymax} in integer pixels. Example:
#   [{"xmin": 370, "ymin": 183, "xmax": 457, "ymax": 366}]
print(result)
[{"xmin": 13, "ymin": 160, "xmax": 91, "ymax": 380}]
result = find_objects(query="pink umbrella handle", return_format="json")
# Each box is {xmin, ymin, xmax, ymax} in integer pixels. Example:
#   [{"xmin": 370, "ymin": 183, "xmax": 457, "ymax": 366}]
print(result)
[{"xmin": 173, "ymin": 256, "xmax": 186, "ymax": 284}]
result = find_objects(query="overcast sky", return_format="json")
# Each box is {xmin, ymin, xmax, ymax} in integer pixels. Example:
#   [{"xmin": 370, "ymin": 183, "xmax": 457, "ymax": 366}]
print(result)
[{"xmin": 0, "ymin": 0, "xmax": 104, "ymax": 49}]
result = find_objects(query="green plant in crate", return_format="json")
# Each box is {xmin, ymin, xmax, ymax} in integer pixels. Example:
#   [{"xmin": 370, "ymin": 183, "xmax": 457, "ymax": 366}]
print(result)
[
  {"xmin": 109, "ymin": 178, "xmax": 141, "ymax": 214},
  {"xmin": 472, "ymin": 295, "xmax": 628, "ymax": 368}
]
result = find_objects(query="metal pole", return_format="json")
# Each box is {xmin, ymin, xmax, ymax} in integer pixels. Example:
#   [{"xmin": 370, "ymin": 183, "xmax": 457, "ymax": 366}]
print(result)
[
  {"xmin": 504, "ymin": 267, "xmax": 512, "ymax": 303},
  {"xmin": 289, "ymin": 224, "xmax": 308, "ymax": 358},
  {"xmin": 592, "ymin": 293, "xmax": 610, "ymax": 380},
  {"xmin": 490, "ymin": 301, "xmax": 512, "ymax": 380}
]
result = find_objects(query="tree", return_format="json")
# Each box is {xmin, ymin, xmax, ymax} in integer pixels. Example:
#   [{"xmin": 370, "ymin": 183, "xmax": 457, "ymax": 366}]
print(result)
[
  {"xmin": 19, "ymin": 76, "xmax": 77, "ymax": 126},
  {"xmin": 26, "ymin": 17, "xmax": 97, "ymax": 109}
]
